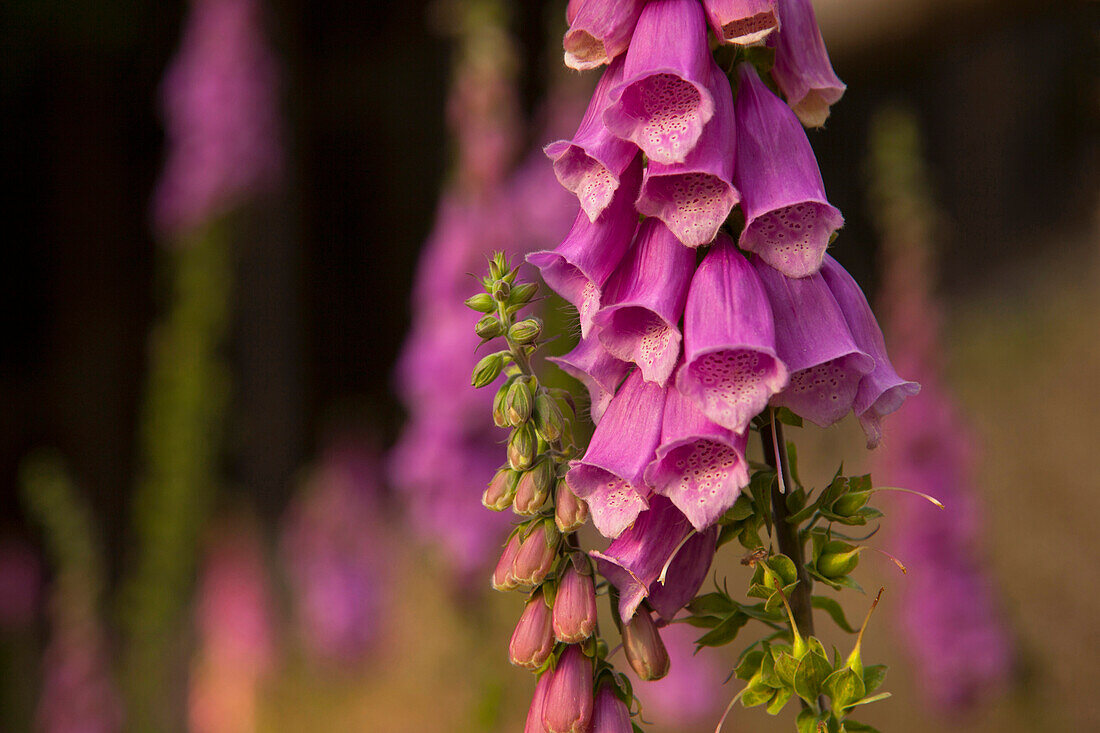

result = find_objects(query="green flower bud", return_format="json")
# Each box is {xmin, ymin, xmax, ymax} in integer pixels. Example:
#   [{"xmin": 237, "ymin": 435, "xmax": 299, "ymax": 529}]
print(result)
[
  {"xmin": 475, "ymin": 314, "xmax": 504, "ymax": 340},
  {"xmin": 513, "ymin": 460, "xmax": 554, "ymax": 515},
  {"xmin": 489, "ymin": 252, "xmax": 508, "ymax": 281},
  {"xmin": 505, "ymin": 379, "xmax": 534, "ymax": 426},
  {"xmin": 471, "ymin": 352, "xmax": 506, "ymax": 388},
  {"xmin": 482, "ymin": 467, "xmax": 520, "ymax": 511},
  {"xmin": 464, "ymin": 292, "xmax": 495, "ymax": 313},
  {"xmin": 508, "ymin": 424, "xmax": 537, "ymax": 471},
  {"xmin": 492, "ymin": 380, "xmax": 512, "ymax": 428},
  {"xmin": 492, "ymin": 279, "xmax": 511, "ymax": 302},
  {"xmin": 508, "ymin": 318, "xmax": 543, "ymax": 345},
  {"xmin": 818, "ymin": 542, "xmax": 863, "ymax": 579},
  {"xmin": 507, "ymin": 282, "xmax": 538, "ymax": 306},
  {"xmin": 832, "ymin": 490, "xmax": 871, "ymax": 516},
  {"xmin": 532, "ymin": 392, "xmax": 565, "ymax": 443}
]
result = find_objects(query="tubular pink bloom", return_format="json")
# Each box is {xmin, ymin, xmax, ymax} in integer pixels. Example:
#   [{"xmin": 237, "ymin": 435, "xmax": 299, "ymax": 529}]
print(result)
[
  {"xmin": 548, "ymin": 335, "xmax": 631, "ymax": 425},
  {"xmin": 591, "ymin": 495, "xmax": 717, "ymax": 622},
  {"xmin": 553, "ymin": 564, "xmax": 598, "ymax": 643},
  {"xmin": 590, "ymin": 685, "xmax": 632, "ymax": 733},
  {"xmin": 528, "ymin": 155, "xmax": 643, "ymax": 338},
  {"xmin": 819, "ymin": 255, "xmax": 920, "ymax": 448},
  {"xmin": 512, "ymin": 522, "xmax": 561, "ymax": 588},
  {"xmin": 563, "ymin": 0, "xmax": 646, "ymax": 71},
  {"xmin": 675, "ymin": 235, "xmax": 788, "ymax": 432},
  {"xmin": 622, "ymin": 609, "xmax": 671, "ymax": 681},
  {"xmin": 492, "ymin": 533, "xmax": 523, "ymax": 591},
  {"xmin": 636, "ymin": 61, "xmax": 739, "ymax": 247},
  {"xmin": 543, "ymin": 645, "xmax": 594, "ymax": 733},
  {"xmin": 567, "ymin": 371, "xmax": 665, "ymax": 538},
  {"xmin": 703, "ymin": 0, "xmax": 779, "ymax": 45},
  {"xmin": 525, "ymin": 672, "xmax": 553, "ymax": 733},
  {"xmin": 545, "ymin": 58, "xmax": 639, "ymax": 222},
  {"xmin": 510, "ymin": 592, "xmax": 556, "ymax": 670},
  {"xmin": 734, "ymin": 62, "xmax": 843, "ymax": 278},
  {"xmin": 770, "ymin": 0, "xmax": 846, "ymax": 128},
  {"xmin": 644, "ymin": 384, "xmax": 750, "ymax": 531},
  {"xmin": 603, "ymin": 0, "xmax": 716, "ymax": 165},
  {"xmin": 593, "ymin": 219, "xmax": 694, "ymax": 386},
  {"xmin": 753, "ymin": 259, "xmax": 875, "ymax": 427}
]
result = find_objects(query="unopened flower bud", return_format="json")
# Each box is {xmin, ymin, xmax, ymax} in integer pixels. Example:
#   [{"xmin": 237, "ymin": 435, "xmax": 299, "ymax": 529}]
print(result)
[
  {"xmin": 622, "ymin": 609, "xmax": 670, "ymax": 681},
  {"xmin": 508, "ymin": 281, "xmax": 538, "ymax": 306},
  {"xmin": 589, "ymin": 685, "xmax": 631, "ymax": 733},
  {"xmin": 476, "ymin": 314, "xmax": 504, "ymax": 340},
  {"xmin": 510, "ymin": 591, "xmax": 555, "ymax": 670},
  {"xmin": 492, "ymin": 380, "xmax": 513, "ymax": 428},
  {"xmin": 506, "ymin": 379, "xmax": 535, "ymax": 426},
  {"xmin": 818, "ymin": 541, "xmax": 862, "ymax": 579},
  {"xmin": 483, "ymin": 467, "xmax": 520, "ymax": 511},
  {"xmin": 542, "ymin": 645, "xmax": 593, "ymax": 733},
  {"xmin": 532, "ymin": 393, "xmax": 565, "ymax": 443},
  {"xmin": 509, "ymin": 318, "xmax": 543, "ymax": 345},
  {"xmin": 512, "ymin": 521, "xmax": 560, "ymax": 588},
  {"xmin": 493, "ymin": 279, "xmax": 511, "ymax": 301},
  {"xmin": 832, "ymin": 490, "xmax": 871, "ymax": 516},
  {"xmin": 525, "ymin": 672, "xmax": 552, "ymax": 733},
  {"xmin": 555, "ymin": 479, "xmax": 588, "ymax": 533},
  {"xmin": 509, "ymin": 424, "xmax": 538, "ymax": 471},
  {"xmin": 552, "ymin": 564, "xmax": 597, "ymax": 643},
  {"xmin": 514, "ymin": 461, "xmax": 554, "ymax": 515},
  {"xmin": 489, "ymin": 252, "xmax": 508, "ymax": 281},
  {"xmin": 472, "ymin": 352, "xmax": 506, "ymax": 388},
  {"xmin": 465, "ymin": 292, "xmax": 495, "ymax": 313},
  {"xmin": 492, "ymin": 534, "xmax": 523, "ymax": 592}
]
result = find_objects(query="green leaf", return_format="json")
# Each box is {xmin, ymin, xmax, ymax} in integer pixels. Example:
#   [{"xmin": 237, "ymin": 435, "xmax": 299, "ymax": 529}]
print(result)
[
  {"xmin": 812, "ymin": 596, "xmax": 859, "ymax": 633},
  {"xmin": 823, "ymin": 668, "xmax": 866, "ymax": 713},
  {"xmin": 682, "ymin": 615, "xmax": 721, "ymax": 629},
  {"xmin": 840, "ymin": 720, "xmax": 881, "ymax": 733},
  {"xmin": 862, "ymin": 665, "xmax": 887, "ymax": 694},
  {"xmin": 775, "ymin": 406, "xmax": 803, "ymax": 428},
  {"xmin": 688, "ymin": 592, "xmax": 736, "ymax": 617},
  {"xmin": 738, "ymin": 524, "xmax": 764, "ymax": 549},
  {"xmin": 749, "ymin": 471, "xmax": 775, "ymax": 534},
  {"xmin": 786, "ymin": 440, "xmax": 804, "ymax": 488},
  {"xmin": 767, "ymin": 686, "xmax": 793, "ymax": 715},
  {"xmin": 694, "ymin": 612, "xmax": 749, "ymax": 648},
  {"xmin": 843, "ymin": 692, "xmax": 892, "ymax": 710},
  {"xmin": 794, "ymin": 652, "xmax": 833, "ymax": 705},
  {"xmin": 725, "ymin": 494, "xmax": 756, "ymax": 522}
]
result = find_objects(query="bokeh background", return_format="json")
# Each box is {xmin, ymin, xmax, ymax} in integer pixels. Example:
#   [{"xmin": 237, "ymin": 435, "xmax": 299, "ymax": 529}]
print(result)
[{"xmin": 1, "ymin": 0, "xmax": 1097, "ymax": 731}]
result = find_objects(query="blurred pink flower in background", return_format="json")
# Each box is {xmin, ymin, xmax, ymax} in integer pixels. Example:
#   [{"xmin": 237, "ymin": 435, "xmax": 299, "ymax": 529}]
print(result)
[
  {"xmin": 0, "ymin": 536, "xmax": 41, "ymax": 631},
  {"xmin": 627, "ymin": 623, "xmax": 724, "ymax": 728}
]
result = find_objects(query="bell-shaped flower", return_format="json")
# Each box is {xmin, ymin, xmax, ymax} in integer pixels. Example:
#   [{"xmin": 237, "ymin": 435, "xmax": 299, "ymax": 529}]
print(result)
[
  {"xmin": 819, "ymin": 255, "xmax": 919, "ymax": 447},
  {"xmin": 753, "ymin": 258, "xmax": 875, "ymax": 427},
  {"xmin": 543, "ymin": 645, "xmax": 594, "ymax": 733},
  {"xmin": 733, "ymin": 62, "xmax": 843, "ymax": 278},
  {"xmin": 644, "ymin": 384, "xmax": 750, "ymax": 531},
  {"xmin": 512, "ymin": 521, "xmax": 561, "ymax": 588},
  {"xmin": 563, "ymin": 0, "xmax": 646, "ymax": 71},
  {"xmin": 593, "ymin": 218, "xmax": 694, "ymax": 386},
  {"xmin": 675, "ymin": 235, "xmax": 788, "ymax": 433},
  {"xmin": 548, "ymin": 335, "xmax": 631, "ymax": 425},
  {"xmin": 603, "ymin": 0, "xmax": 716, "ymax": 165},
  {"xmin": 553, "ymin": 563, "xmax": 598, "ymax": 643},
  {"xmin": 770, "ymin": 0, "xmax": 846, "ymax": 128},
  {"xmin": 636, "ymin": 61, "xmax": 739, "ymax": 248},
  {"xmin": 525, "ymin": 672, "xmax": 552, "ymax": 733},
  {"xmin": 702, "ymin": 0, "xmax": 779, "ymax": 46},
  {"xmin": 621, "ymin": 608, "xmax": 671, "ymax": 681},
  {"xmin": 590, "ymin": 685, "xmax": 632, "ymax": 733},
  {"xmin": 545, "ymin": 58, "xmax": 639, "ymax": 222},
  {"xmin": 591, "ymin": 495, "xmax": 717, "ymax": 622},
  {"xmin": 567, "ymin": 371, "xmax": 665, "ymax": 538},
  {"xmin": 510, "ymin": 591, "xmax": 556, "ymax": 670},
  {"xmin": 528, "ymin": 155, "xmax": 643, "ymax": 338}
]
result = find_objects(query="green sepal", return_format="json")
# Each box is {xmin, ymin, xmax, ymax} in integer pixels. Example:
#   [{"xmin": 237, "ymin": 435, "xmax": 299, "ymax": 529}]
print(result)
[
  {"xmin": 861, "ymin": 665, "xmax": 887, "ymax": 694},
  {"xmin": 812, "ymin": 596, "xmax": 858, "ymax": 633},
  {"xmin": 734, "ymin": 650, "xmax": 765, "ymax": 681},
  {"xmin": 464, "ymin": 292, "xmax": 495, "ymax": 313},
  {"xmin": 793, "ymin": 650, "xmax": 833, "ymax": 705},
  {"xmin": 774, "ymin": 650, "xmax": 799, "ymax": 688},
  {"xmin": 741, "ymin": 677, "xmax": 774, "ymax": 708},
  {"xmin": 766, "ymin": 686, "xmax": 793, "ymax": 716},
  {"xmin": 796, "ymin": 709, "xmax": 823, "ymax": 733},
  {"xmin": 840, "ymin": 720, "xmax": 882, "ymax": 733},
  {"xmin": 823, "ymin": 668, "xmax": 866, "ymax": 714},
  {"xmin": 471, "ymin": 351, "xmax": 508, "ymax": 388},
  {"xmin": 843, "ymin": 692, "xmax": 892, "ymax": 710},
  {"xmin": 506, "ymin": 281, "xmax": 538, "ymax": 306}
]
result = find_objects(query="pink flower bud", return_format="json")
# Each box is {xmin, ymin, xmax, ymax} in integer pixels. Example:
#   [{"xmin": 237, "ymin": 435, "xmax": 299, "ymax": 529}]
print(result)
[
  {"xmin": 510, "ymin": 593, "xmax": 556, "ymax": 670},
  {"xmin": 555, "ymin": 479, "xmax": 590, "ymax": 533},
  {"xmin": 622, "ymin": 609, "xmax": 670, "ymax": 681},
  {"xmin": 525, "ymin": 672, "xmax": 552, "ymax": 733},
  {"xmin": 542, "ymin": 645, "xmax": 593, "ymax": 733},
  {"xmin": 590, "ymin": 685, "xmax": 632, "ymax": 733},
  {"xmin": 512, "ymin": 522, "xmax": 560, "ymax": 588},
  {"xmin": 553, "ymin": 565, "xmax": 597, "ymax": 643},
  {"xmin": 492, "ymin": 534, "xmax": 523, "ymax": 592}
]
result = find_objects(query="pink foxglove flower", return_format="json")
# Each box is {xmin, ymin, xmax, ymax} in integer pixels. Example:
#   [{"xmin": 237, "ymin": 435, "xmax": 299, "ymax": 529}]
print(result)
[
  {"xmin": 604, "ymin": 0, "xmax": 716, "ymax": 165},
  {"xmin": 510, "ymin": 592, "xmax": 556, "ymax": 670},
  {"xmin": 547, "ymin": 335, "xmax": 631, "ymax": 425},
  {"xmin": 545, "ymin": 58, "xmax": 638, "ymax": 222},
  {"xmin": 590, "ymin": 685, "xmax": 632, "ymax": 733},
  {"xmin": 754, "ymin": 258, "xmax": 874, "ymax": 426},
  {"xmin": 592, "ymin": 495, "xmax": 717, "ymax": 622},
  {"xmin": 703, "ymin": 0, "xmax": 780, "ymax": 45},
  {"xmin": 594, "ymin": 218, "xmax": 695, "ymax": 386},
  {"xmin": 621, "ymin": 608, "xmax": 670, "ymax": 680},
  {"xmin": 770, "ymin": 0, "xmax": 846, "ymax": 127},
  {"xmin": 636, "ymin": 60, "xmax": 739, "ymax": 248},
  {"xmin": 552, "ymin": 564, "xmax": 598, "ymax": 643},
  {"xmin": 525, "ymin": 671, "xmax": 553, "ymax": 733},
  {"xmin": 567, "ymin": 371, "xmax": 665, "ymax": 538},
  {"xmin": 528, "ymin": 155, "xmax": 643, "ymax": 338},
  {"xmin": 564, "ymin": 0, "xmax": 647, "ymax": 71},
  {"xmin": 820, "ymin": 254, "xmax": 919, "ymax": 447},
  {"xmin": 734, "ymin": 62, "xmax": 843, "ymax": 277},
  {"xmin": 0, "ymin": 536, "xmax": 41, "ymax": 630},
  {"xmin": 676, "ymin": 235, "xmax": 788, "ymax": 433},
  {"xmin": 543, "ymin": 645, "xmax": 594, "ymax": 733},
  {"xmin": 644, "ymin": 383, "xmax": 750, "ymax": 531}
]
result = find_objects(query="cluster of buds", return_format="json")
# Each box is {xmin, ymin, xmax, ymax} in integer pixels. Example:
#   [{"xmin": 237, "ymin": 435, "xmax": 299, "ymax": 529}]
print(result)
[{"xmin": 470, "ymin": 254, "xmax": 643, "ymax": 732}]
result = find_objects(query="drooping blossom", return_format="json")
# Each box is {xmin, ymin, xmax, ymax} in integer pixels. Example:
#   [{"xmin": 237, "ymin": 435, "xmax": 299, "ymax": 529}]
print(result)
[
  {"xmin": 769, "ymin": 0, "xmax": 846, "ymax": 128},
  {"xmin": 563, "ymin": 0, "xmax": 647, "ymax": 72},
  {"xmin": 547, "ymin": 335, "xmax": 631, "ymax": 425},
  {"xmin": 734, "ymin": 62, "xmax": 843, "ymax": 277},
  {"xmin": 189, "ymin": 520, "xmax": 274, "ymax": 733},
  {"xmin": 703, "ymin": 0, "xmax": 779, "ymax": 45},
  {"xmin": 152, "ymin": 0, "xmax": 283, "ymax": 234},
  {"xmin": 280, "ymin": 440, "xmax": 389, "ymax": 664}
]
